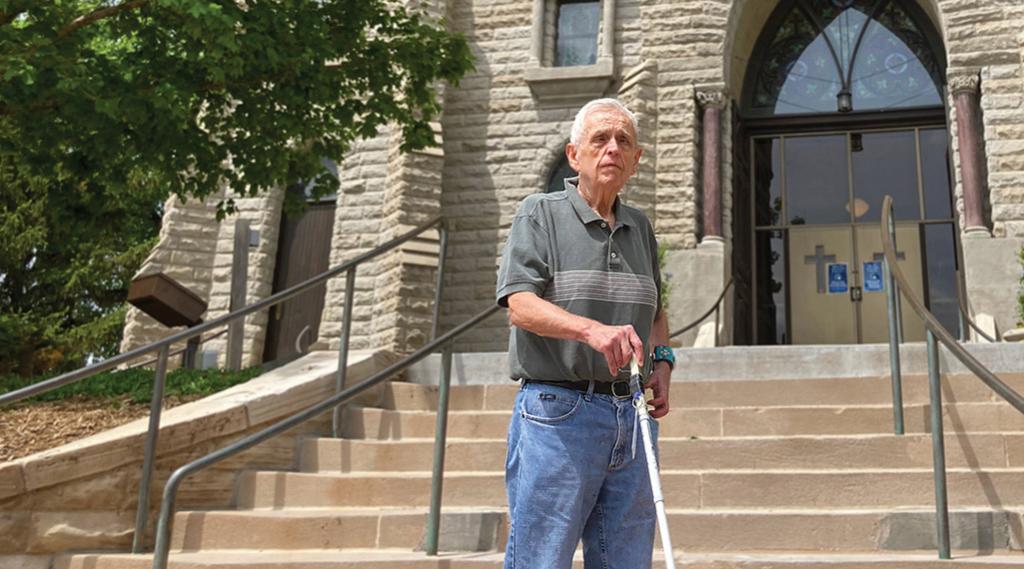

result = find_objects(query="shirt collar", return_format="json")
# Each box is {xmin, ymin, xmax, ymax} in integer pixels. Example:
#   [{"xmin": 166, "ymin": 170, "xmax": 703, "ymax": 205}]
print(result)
[{"xmin": 563, "ymin": 176, "xmax": 632, "ymax": 228}]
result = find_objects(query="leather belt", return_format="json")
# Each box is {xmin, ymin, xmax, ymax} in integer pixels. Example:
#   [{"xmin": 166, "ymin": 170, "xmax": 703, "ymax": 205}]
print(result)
[{"xmin": 523, "ymin": 378, "xmax": 634, "ymax": 399}]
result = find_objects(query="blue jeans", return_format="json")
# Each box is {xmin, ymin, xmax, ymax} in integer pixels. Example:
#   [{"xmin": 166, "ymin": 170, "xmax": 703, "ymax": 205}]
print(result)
[{"xmin": 504, "ymin": 381, "xmax": 657, "ymax": 569}]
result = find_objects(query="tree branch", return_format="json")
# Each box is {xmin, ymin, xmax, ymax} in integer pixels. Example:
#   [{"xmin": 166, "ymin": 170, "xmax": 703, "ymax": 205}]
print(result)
[{"xmin": 57, "ymin": 0, "xmax": 149, "ymax": 39}]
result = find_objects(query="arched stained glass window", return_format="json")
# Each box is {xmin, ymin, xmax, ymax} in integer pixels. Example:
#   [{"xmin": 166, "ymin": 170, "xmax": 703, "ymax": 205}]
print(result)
[{"xmin": 745, "ymin": 0, "xmax": 945, "ymax": 116}]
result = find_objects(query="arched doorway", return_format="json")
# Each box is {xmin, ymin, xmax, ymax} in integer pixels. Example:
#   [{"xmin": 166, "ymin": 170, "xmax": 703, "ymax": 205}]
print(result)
[
  {"xmin": 733, "ymin": 0, "xmax": 958, "ymax": 345},
  {"xmin": 546, "ymin": 153, "xmax": 578, "ymax": 193}
]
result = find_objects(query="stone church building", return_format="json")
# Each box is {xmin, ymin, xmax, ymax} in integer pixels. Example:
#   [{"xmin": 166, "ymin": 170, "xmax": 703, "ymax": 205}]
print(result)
[{"xmin": 122, "ymin": 0, "xmax": 1024, "ymax": 365}]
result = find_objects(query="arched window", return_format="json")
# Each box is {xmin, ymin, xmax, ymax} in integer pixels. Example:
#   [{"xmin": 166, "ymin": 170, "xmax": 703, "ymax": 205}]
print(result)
[
  {"xmin": 744, "ymin": 0, "xmax": 945, "ymax": 116},
  {"xmin": 546, "ymin": 155, "xmax": 577, "ymax": 193}
]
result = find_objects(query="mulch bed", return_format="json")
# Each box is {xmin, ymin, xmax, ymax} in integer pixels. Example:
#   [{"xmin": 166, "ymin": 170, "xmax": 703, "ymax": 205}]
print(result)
[{"xmin": 0, "ymin": 397, "xmax": 193, "ymax": 462}]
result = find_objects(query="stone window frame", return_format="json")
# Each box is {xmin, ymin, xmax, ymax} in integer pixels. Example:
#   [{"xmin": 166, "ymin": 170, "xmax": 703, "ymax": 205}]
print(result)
[{"xmin": 525, "ymin": 0, "xmax": 616, "ymax": 105}]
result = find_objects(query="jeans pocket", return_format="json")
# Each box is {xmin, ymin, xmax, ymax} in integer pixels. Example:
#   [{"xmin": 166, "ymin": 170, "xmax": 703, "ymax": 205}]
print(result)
[{"xmin": 520, "ymin": 388, "xmax": 583, "ymax": 424}]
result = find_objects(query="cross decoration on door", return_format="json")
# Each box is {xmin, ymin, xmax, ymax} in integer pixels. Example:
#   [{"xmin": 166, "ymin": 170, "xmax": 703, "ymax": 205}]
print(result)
[{"xmin": 804, "ymin": 245, "xmax": 836, "ymax": 294}]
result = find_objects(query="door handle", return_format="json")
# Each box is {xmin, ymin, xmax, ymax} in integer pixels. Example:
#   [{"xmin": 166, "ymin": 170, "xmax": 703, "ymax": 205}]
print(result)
[{"xmin": 850, "ymin": 286, "xmax": 863, "ymax": 302}]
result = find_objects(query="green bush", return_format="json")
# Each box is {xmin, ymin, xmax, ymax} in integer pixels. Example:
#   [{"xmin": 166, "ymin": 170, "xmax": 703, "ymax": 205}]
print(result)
[{"xmin": 0, "ymin": 366, "xmax": 262, "ymax": 406}]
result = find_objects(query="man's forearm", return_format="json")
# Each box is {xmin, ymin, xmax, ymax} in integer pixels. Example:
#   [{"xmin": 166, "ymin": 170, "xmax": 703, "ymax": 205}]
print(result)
[
  {"xmin": 650, "ymin": 309, "xmax": 669, "ymax": 348},
  {"xmin": 506, "ymin": 291, "xmax": 600, "ymax": 342}
]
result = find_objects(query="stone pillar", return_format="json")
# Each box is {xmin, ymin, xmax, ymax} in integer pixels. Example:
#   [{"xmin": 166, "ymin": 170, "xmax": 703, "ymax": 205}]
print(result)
[
  {"xmin": 697, "ymin": 88, "xmax": 727, "ymax": 246},
  {"xmin": 949, "ymin": 70, "xmax": 990, "ymax": 237}
]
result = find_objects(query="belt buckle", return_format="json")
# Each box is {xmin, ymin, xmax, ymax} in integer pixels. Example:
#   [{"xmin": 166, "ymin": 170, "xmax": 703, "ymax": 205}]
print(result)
[{"xmin": 610, "ymin": 380, "xmax": 632, "ymax": 399}]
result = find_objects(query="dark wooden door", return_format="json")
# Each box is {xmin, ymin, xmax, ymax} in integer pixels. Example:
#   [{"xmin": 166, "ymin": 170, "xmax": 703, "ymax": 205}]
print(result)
[{"xmin": 263, "ymin": 202, "xmax": 335, "ymax": 362}]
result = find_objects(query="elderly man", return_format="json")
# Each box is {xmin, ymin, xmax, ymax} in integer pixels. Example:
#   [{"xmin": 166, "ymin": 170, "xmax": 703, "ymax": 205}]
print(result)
[{"xmin": 496, "ymin": 98, "xmax": 673, "ymax": 569}]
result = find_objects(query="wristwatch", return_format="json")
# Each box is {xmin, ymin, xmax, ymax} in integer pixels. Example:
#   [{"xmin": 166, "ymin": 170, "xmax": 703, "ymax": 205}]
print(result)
[{"xmin": 652, "ymin": 345, "xmax": 675, "ymax": 370}]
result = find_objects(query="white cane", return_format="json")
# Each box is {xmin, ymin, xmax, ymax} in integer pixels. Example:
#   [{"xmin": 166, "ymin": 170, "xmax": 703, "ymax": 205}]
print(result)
[{"xmin": 630, "ymin": 356, "xmax": 676, "ymax": 569}]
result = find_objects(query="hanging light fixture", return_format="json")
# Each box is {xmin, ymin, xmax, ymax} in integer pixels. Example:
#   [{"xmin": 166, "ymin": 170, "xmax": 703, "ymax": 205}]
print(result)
[{"xmin": 837, "ymin": 89, "xmax": 853, "ymax": 112}]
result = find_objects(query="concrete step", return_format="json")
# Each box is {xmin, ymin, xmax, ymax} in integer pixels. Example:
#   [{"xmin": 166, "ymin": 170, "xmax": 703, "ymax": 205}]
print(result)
[
  {"xmin": 168, "ymin": 507, "xmax": 1024, "ymax": 553},
  {"xmin": 235, "ymin": 469, "xmax": 1024, "ymax": 510},
  {"xmin": 405, "ymin": 345, "xmax": 1024, "ymax": 386},
  {"xmin": 301, "ymin": 433, "xmax": 1024, "ymax": 473},
  {"xmin": 381, "ymin": 374, "xmax": 1024, "ymax": 411},
  {"xmin": 341, "ymin": 401, "xmax": 1024, "ymax": 440},
  {"xmin": 169, "ymin": 507, "xmax": 506, "ymax": 552},
  {"xmin": 56, "ymin": 550, "xmax": 1024, "ymax": 569}
]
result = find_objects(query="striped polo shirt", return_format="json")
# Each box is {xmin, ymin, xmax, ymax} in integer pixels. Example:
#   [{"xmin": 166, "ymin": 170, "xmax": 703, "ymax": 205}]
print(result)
[{"xmin": 496, "ymin": 178, "xmax": 662, "ymax": 383}]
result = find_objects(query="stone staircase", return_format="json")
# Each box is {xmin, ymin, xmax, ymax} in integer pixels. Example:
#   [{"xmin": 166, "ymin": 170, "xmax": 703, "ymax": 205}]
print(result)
[{"xmin": 59, "ymin": 368, "xmax": 1024, "ymax": 568}]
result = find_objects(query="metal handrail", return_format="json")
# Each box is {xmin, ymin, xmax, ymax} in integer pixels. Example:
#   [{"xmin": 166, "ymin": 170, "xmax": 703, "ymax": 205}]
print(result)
[
  {"xmin": 955, "ymin": 269, "xmax": 1000, "ymax": 342},
  {"xmin": 0, "ymin": 215, "xmax": 445, "ymax": 553},
  {"xmin": 669, "ymin": 277, "xmax": 734, "ymax": 343},
  {"xmin": 151, "ymin": 303, "xmax": 502, "ymax": 569},
  {"xmin": 880, "ymin": 196, "xmax": 1024, "ymax": 560}
]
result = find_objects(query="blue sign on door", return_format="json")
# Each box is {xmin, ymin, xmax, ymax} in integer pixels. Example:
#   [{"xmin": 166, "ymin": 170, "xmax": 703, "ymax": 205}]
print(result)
[
  {"xmin": 863, "ymin": 261, "xmax": 884, "ymax": 293},
  {"xmin": 827, "ymin": 263, "xmax": 848, "ymax": 294}
]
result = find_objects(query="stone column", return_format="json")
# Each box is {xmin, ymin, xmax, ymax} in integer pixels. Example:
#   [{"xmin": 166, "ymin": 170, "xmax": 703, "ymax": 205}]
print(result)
[
  {"xmin": 697, "ymin": 88, "xmax": 727, "ymax": 246},
  {"xmin": 949, "ymin": 70, "xmax": 990, "ymax": 237}
]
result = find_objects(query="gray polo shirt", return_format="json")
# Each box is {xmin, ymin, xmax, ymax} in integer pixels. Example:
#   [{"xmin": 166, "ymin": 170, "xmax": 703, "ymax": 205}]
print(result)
[{"xmin": 496, "ymin": 178, "xmax": 661, "ymax": 383}]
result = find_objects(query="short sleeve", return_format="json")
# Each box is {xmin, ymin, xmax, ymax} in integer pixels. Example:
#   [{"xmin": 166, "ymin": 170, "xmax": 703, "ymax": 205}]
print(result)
[
  {"xmin": 496, "ymin": 202, "xmax": 551, "ymax": 307},
  {"xmin": 647, "ymin": 221, "xmax": 663, "ymax": 315}
]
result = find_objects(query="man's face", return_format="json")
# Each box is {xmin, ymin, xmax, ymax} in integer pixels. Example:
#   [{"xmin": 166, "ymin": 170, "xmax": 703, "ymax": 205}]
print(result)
[{"xmin": 566, "ymin": 107, "xmax": 642, "ymax": 194}]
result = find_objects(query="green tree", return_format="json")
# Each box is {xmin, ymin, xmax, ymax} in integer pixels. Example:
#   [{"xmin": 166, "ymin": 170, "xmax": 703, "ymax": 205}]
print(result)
[
  {"xmin": 0, "ymin": 0, "xmax": 473, "ymax": 375},
  {"xmin": 0, "ymin": 159, "xmax": 162, "ymax": 376}
]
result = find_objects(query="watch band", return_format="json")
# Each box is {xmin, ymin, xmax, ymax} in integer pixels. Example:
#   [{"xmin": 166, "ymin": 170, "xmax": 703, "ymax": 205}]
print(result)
[{"xmin": 652, "ymin": 345, "xmax": 675, "ymax": 370}]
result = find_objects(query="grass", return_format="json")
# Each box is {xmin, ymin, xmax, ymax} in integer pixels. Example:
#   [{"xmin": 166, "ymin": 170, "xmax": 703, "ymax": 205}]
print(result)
[{"xmin": 0, "ymin": 366, "xmax": 263, "ymax": 406}]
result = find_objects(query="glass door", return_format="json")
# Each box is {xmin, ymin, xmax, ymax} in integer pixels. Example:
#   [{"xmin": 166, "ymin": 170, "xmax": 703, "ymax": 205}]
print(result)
[{"xmin": 751, "ymin": 127, "xmax": 959, "ymax": 345}]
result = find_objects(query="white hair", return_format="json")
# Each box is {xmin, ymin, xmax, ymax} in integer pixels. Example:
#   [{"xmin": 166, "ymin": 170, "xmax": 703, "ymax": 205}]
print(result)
[{"xmin": 569, "ymin": 98, "xmax": 640, "ymax": 146}]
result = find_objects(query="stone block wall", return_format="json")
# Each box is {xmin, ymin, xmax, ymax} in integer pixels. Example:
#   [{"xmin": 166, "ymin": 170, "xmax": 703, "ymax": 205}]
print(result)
[
  {"xmin": 932, "ymin": 0, "xmax": 1024, "ymax": 239},
  {"xmin": 119, "ymin": 193, "xmax": 222, "ymax": 361},
  {"xmin": 203, "ymin": 190, "xmax": 285, "ymax": 367},
  {"xmin": 319, "ymin": 133, "xmax": 393, "ymax": 352},
  {"xmin": 438, "ymin": 0, "xmax": 650, "ymax": 351}
]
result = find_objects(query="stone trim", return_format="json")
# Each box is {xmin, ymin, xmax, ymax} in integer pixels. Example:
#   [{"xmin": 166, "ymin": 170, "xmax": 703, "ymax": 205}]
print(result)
[
  {"xmin": 524, "ymin": 58, "xmax": 616, "ymax": 106},
  {"xmin": 696, "ymin": 87, "xmax": 728, "ymax": 110},
  {"xmin": 525, "ymin": 0, "xmax": 617, "ymax": 105},
  {"xmin": 947, "ymin": 69, "xmax": 981, "ymax": 95}
]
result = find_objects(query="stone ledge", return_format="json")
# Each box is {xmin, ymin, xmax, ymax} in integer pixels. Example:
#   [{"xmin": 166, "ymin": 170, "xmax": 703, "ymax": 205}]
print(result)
[
  {"xmin": 2, "ymin": 349, "xmax": 394, "ymax": 499},
  {"xmin": 524, "ymin": 58, "xmax": 615, "ymax": 107}
]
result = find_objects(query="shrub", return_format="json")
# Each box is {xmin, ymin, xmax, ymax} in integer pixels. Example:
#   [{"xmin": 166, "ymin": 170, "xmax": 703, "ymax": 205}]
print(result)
[{"xmin": 0, "ymin": 366, "xmax": 262, "ymax": 406}]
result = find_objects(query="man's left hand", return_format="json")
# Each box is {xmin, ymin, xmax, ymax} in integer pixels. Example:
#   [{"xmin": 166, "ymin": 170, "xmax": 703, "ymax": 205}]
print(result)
[{"xmin": 646, "ymin": 361, "xmax": 671, "ymax": 418}]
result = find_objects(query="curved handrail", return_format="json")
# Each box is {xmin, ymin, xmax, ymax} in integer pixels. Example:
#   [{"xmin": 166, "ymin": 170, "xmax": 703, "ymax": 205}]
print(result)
[
  {"xmin": 882, "ymin": 195, "xmax": 1023, "ymax": 559},
  {"xmin": 954, "ymin": 269, "xmax": 1000, "ymax": 343},
  {"xmin": 880, "ymin": 197, "xmax": 1023, "ymax": 413},
  {"xmin": 0, "ymin": 216, "xmax": 443, "ymax": 407},
  {"xmin": 151, "ymin": 303, "xmax": 502, "ymax": 569},
  {"xmin": 669, "ymin": 277, "xmax": 734, "ymax": 339}
]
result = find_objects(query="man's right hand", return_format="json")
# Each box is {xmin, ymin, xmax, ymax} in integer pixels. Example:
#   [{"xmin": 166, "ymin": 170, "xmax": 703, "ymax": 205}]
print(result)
[
  {"xmin": 506, "ymin": 292, "xmax": 645, "ymax": 375},
  {"xmin": 582, "ymin": 323, "xmax": 645, "ymax": 375}
]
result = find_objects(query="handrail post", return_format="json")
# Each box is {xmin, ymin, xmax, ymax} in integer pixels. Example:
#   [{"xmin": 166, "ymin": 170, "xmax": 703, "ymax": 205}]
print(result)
[
  {"xmin": 425, "ymin": 342, "xmax": 455, "ymax": 556},
  {"xmin": 884, "ymin": 212, "xmax": 905, "ymax": 435},
  {"xmin": 132, "ymin": 345, "xmax": 169, "ymax": 553},
  {"xmin": 432, "ymin": 223, "xmax": 450, "ymax": 341},
  {"xmin": 926, "ymin": 330, "xmax": 951, "ymax": 559},
  {"xmin": 333, "ymin": 268, "xmax": 357, "ymax": 438}
]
